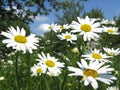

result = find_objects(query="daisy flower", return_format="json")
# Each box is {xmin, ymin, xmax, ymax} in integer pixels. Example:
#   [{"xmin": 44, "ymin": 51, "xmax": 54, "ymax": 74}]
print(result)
[
  {"xmin": 106, "ymin": 86, "xmax": 119, "ymax": 90},
  {"xmin": 68, "ymin": 59, "xmax": 117, "ymax": 89},
  {"xmin": 102, "ymin": 26, "xmax": 120, "ymax": 35},
  {"xmin": 38, "ymin": 23, "xmax": 59, "ymax": 33},
  {"xmin": 37, "ymin": 52, "xmax": 65, "ymax": 76},
  {"xmin": 82, "ymin": 49, "xmax": 111, "ymax": 63},
  {"xmin": 70, "ymin": 16, "xmax": 102, "ymax": 41},
  {"xmin": 31, "ymin": 64, "xmax": 46, "ymax": 76},
  {"xmin": 103, "ymin": 48, "xmax": 120, "ymax": 56},
  {"xmin": 1, "ymin": 26, "xmax": 39, "ymax": 53},
  {"xmin": 58, "ymin": 24, "xmax": 70, "ymax": 31},
  {"xmin": 101, "ymin": 19, "xmax": 116, "ymax": 25},
  {"xmin": 57, "ymin": 32, "xmax": 77, "ymax": 43}
]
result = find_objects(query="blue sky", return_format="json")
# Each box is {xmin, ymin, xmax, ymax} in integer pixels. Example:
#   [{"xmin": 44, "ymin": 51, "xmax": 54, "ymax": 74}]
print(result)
[
  {"xmin": 30, "ymin": 0, "xmax": 120, "ymax": 35},
  {"xmin": 84, "ymin": 0, "xmax": 120, "ymax": 19}
]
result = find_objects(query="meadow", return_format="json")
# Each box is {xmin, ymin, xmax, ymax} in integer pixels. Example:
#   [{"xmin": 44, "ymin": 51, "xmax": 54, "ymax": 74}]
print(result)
[{"xmin": 0, "ymin": 16, "xmax": 120, "ymax": 90}]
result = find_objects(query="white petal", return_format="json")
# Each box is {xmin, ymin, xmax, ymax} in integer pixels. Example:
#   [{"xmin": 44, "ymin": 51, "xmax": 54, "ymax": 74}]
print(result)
[
  {"xmin": 1, "ymin": 32, "xmax": 13, "ymax": 38},
  {"xmin": 81, "ymin": 59, "xmax": 88, "ymax": 68},
  {"xmin": 87, "ymin": 76, "xmax": 98, "ymax": 89},
  {"xmin": 84, "ymin": 77, "xmax": 90, "ymax": 86},
  {"xmin": 21, "ymin": 28, "xmax": 26, "ymax": 36}
]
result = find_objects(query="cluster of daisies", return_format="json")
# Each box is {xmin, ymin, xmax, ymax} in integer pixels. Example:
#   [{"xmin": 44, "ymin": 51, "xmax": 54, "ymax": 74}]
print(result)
[
  {"xmin": 0, "ymin": 26, "xmax": 65, "ymax": 77},
  {"xmin": 31, "ymin": 52, "xmax": 65, "ymax": 76},
  {"xmin": 40, "ymin": 16, "xmax": 119, "ymax": 42},
  {"xmin": 1, "ymin": 16, "xmax": 120, "ymax": 90}
]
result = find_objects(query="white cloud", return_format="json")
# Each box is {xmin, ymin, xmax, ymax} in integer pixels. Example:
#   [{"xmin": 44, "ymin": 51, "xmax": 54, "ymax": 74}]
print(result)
[
  {"xmin": 34, "ymin": 16, "xmax": 49, "ymax": 22},
  {"xmin": 37, "ymin": 24, "xmax": 50, "ymax": 32},
  {"xmin": 31, "ymin": 23, "xmax": 50, "ymax": 36},
  {"xmin": 31, "ymin": 28, "xmax": 44, "ymax": 36},
  {"xmin": 30, "ymin": 16, "xmax": 53, "ymax": 36}
]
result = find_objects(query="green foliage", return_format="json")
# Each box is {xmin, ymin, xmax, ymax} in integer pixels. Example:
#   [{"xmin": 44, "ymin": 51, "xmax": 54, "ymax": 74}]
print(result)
[
  {"xmin": 0, "ymin": 0, "xmax": 81, "ymax": 60},
  {"xmin": 55, "ymin": 0, "xmax": 86, "ymax": 24},
  {"xmin": 83, "ymin": 8, "xmax": 104, "ymax": 18}
]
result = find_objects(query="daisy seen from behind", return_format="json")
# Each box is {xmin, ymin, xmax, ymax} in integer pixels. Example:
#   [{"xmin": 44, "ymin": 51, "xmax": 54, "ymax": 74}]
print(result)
[
  {"xmin": 68, "ymin": 59, "xmax": 117, "ymax": 90},
  {"xmin": 1, "ymin": 26, "xmax": 39, "ymax": 53},
  {"xmin": 70, "ymin": 16, "xmax": 102, "ymax": 41},
  {"xmin": 37, "ymin": 52, "xmax": 65, "ymax": 76},
  {"xmin": 102, "ymin": 26, "xmax": 120, "ymax": 35},
  {"xmin": 101, "ymin": 19, "xmax": 116, "ymax": 25},
  {"xmin": 31, "ymin": 63, "xmax": 46, "ymax": 76},
  {"xmin": 103, "ymin": 47, "xmax": 120, "ymax": 56},
  {"xmin": 57, "ymin": 32, "xmax": 77, "ymax": 43},
  {"xmin": 82, "ymin": 49, "xmax": 111, "ymax": 63}
]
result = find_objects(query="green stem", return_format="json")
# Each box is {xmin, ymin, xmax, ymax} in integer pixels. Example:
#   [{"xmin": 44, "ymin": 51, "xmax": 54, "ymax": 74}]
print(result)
[
  {"xmin": 26, "ymin": 52, "xmax": 30, "ymax": 89},
  {"xmin": 61, "ymin": 60, "xmax": 68, "ymax": 90},
  {"xmin": 77, "ymin": 35, "xmax": 87, "ymax": 90},
  {"xmin": 61, "ymin": 71, "xmax": 68, "ymax": 90},
  {"xmin": 15, "ymin": 51, "xmax": 20, "ymax": 90},
  {"xmin": 38, "ymin": 75, "xmax": 42, "ymax": 90},
  {"xmin": 43, "ymin": 68, "xmax": 50, "ymax": 90}
]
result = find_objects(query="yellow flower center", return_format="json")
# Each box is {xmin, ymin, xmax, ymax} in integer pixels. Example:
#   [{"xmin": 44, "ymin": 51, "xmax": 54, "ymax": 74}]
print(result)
[
  {"xmin": 60, "ymin": 26, "xmax": 64, "ymax": 29},
  {"xmin": 92, "ymin": 53, "xmax": 102, "ymax": 59},
  {"xmin": 83, "ymin": 69, "xmax": 99, "ymax": 78},
  {"xmin": 14, "ymin": 35, "xmax": 27, "ymax": 43},
  {"xmin": 48, "ymin": 26, "xmax": 53, "ymax": 30},
  {"xmin": 65, "ymin": 35, "xmax": 72, "ymax": 39},
  {"xmin": 80, "ymin": 24, "xmax": 92, "ymax": 32},
  {"xmin": 36, "ymin": 68, "xmax": 43, "ymax": 74},
  {"xmin": 45, "ymin": 60, "xmax": 55, "ymax": 67},
  {"xmin": 107, "ymin": 29, "xmax": 114, "ymax": 34}
]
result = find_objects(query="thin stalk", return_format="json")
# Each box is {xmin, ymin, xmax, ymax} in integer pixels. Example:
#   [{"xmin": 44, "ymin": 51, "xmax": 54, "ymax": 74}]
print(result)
[
  {"xmin": 15, "ymin": 51, "xmax": 20, "ymax": 90},
  {"xmin": 43, "ymin": 68, "xmax": 50, "ymax": 90},
  {"xmin": 61, "ymin": 60, "xmax": 68, "ymax": 90},
  {"xmin": 26, "ymin": 52, "xmax": 30, "ymax": 90},
  {"xmin": 38, "ymin": 75, "xmax": 42, "ymax": 90},
  {"xmin": 76, "ymin": 35, "xmax": 87, "ymax": 90},
  {"xmin": 61, "ymin": 72, "xmax": 68, "ymax": 90}
]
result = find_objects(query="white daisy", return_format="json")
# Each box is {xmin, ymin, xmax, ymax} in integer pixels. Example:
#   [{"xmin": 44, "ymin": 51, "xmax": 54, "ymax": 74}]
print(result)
[
  {"xmin": 103, "ymin": 48, "xmax": 120, "ymax": 56},
  {"xmin": 82, "ymin": 49, "xmax": 111, "ymax": 63},
  {"xmin": 70, "ymin": 16, "xmax": 102, "ymax": 41},
  {"xmin": 68, "ymin": 59, "xmax": 117, "ymax": 90},
  {"xmin": 38, "ymin": 23, "xmax": 59, "ymax": 33},
  {"xmin": 106, "ymin": 86, "xmax": 119, "ymax": 90},
  {"xmin": 1, "ymin": 26, "xmax": 39, "ymax": 53},
  {"xmin": 58, "ymin": 24, "xmax": 70, "ymax": 31},
  {"xmin": 31, "ymin": 64, "xmax": 46, "ymax": 76},
  {"xmin": 101, "ymin": 19, "xmax": 116, "ymax": 25},
  {"xmin": 102, "ymin": 26, "xmax": 120, "ymax": 35},
  {"xmin": 48, "ymin": 23, "xmax": 60, "ymax": 33},
  {"xmin": 37, "ymin": 52, "xmax": 65, "ymax": 76},
  {"xmin": 57, "ymin": 32, "xmax": 77, "ymax": 43}
]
